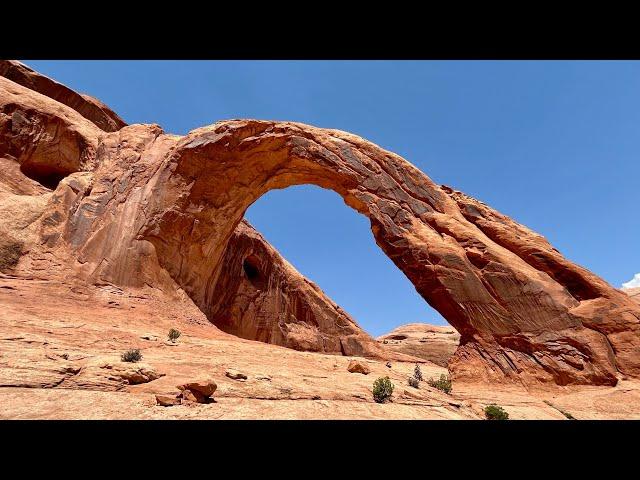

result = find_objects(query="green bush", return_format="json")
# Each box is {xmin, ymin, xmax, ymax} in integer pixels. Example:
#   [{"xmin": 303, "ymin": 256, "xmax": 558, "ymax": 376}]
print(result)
[
  {"xmin": 413, "ymin": 364, "xmax": 423, "ymax": 382},
  {"xmin": 484, "ymin": 404, "xmax": 509, "ymax": 420},
  {"xmin": 427, "ymin": 374, "xmax": 452, "ymax": 394},
  {"xmin": 121, "ymin": 349, "xmax": 142, "ymax": 363},
  {"xmin": 168, "ymin": 328, "xmax": 181, "ymax": 342},
  {"xmin": 408, "ymin": 376, "xmax": 419, "ymax": 388},
  {"xmin": 372, "ymin": 376, "xmax": 394, "ymax": 403}
]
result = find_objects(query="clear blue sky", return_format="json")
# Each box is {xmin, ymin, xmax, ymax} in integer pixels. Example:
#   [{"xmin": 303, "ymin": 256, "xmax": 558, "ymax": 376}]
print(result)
[{"xmin": 23, "ymin": 60, "xmax": 640, "ymax": 336}]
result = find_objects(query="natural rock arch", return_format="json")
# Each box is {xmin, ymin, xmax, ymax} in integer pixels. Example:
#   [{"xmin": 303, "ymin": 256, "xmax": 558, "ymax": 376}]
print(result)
[
  {"xmin": 136, "ymin": 120, "xmax": 640, "ymax": 386},
  {"xmin": 3, "ymin": 60, "xmax": 638, "ymax": 387}
]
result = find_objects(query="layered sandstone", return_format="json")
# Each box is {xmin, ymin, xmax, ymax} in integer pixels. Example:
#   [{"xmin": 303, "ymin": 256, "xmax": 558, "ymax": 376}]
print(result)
[
  {"xmin": 2, "ymin": 61, "xmax": 639, "ymax": 388},
  {"xmin": 209, "ymin": 220, "xmax": 381, "ymax": 356},
  {"xmin": 378, "ymin": 323, "xmax": 460, "ymax": 367},
  {"xmin": 0, "ymin": 60, "xmax": 126, "ymax": 133}
]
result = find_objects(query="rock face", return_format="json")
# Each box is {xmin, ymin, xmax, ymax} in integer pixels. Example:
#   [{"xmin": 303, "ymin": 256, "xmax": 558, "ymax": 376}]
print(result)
[
  {"xmin": 210, "ymin": 220, "xmax": 380, "ymax": 356},
  {"xmin": 378, "ymin": 323, "xmax": 460, "ymax": 367},
  {"xmin": 2, "ymin": 61, "xmax": 639, "ymax": 387},
  {"xmin": 0, "ymin": 60, "xmax": 126, "ymax": 133}
]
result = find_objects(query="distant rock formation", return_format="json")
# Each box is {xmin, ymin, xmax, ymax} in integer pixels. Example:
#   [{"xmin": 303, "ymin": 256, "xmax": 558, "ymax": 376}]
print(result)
[
  {"xmin": 378, "ymin": 323, "xmax": 460, "ymax": 367},
  {"xmin": 2, "ymin": 60, "xmax": 639, "ymax": 387},
  {"xmin": 625, "ymin": 287, "xmax": 640, "ymax": 306}
]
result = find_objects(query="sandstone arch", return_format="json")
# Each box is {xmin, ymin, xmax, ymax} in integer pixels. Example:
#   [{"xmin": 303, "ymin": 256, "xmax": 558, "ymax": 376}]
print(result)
[
  {"xmin": 136, "ymin": 120, "xmax": 640, "ymax": 386},
  {"xmin": 3, "ymin": 63, "xmax": 639, "ymax": 387}
]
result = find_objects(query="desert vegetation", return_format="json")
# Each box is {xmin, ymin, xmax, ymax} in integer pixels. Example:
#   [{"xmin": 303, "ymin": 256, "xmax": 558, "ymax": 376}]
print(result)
[
  {"xmin": 427, "ymin": 374, "xmax": 452, "ymax": 394},
  {"xmin": 0, "ymin": 239, "xmax": 23, "ymax": 272},
  {"xmin": 484, "ymin": 404, "xmax": 509, "ymax": 420},
  {"xmin": 408, "ymin": 364, "xmax": 423, "ymax": 388},
  {"xmin": 372, "ymin": 376, "xmax": 394, "ymax": 403},
  {"xmin": 168, "ymin": 328, "xmax": 181, "ymax": 343},
  {"xmin": 121, "ymin": 349, "xmax": 143, "ymax": 363}
]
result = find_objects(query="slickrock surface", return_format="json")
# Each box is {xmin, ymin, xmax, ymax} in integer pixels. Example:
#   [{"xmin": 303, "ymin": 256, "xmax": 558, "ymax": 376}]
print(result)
[
  {"xmin": 2, "ymin": 277, "xmax": 640, "ymax": 419},
  {"xmin": 1, "ymin": 61, "xmax": 639, "ymax": 390},
  {"xmin": 378, "ymin": 323, "xmax": 460, "ymax": 367}
]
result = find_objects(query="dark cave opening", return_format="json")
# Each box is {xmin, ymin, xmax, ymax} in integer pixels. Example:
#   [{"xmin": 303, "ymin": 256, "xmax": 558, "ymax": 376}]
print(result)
[
  {"xmin": 243, "ymin": 254, "xmax": 267, "ymax": 290},
  {"xmin": 19, "ymin": 163, "xmax": 66, "ymax": 190}
]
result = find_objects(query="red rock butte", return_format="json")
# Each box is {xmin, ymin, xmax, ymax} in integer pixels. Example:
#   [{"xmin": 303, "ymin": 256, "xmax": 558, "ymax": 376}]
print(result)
[{"xmin": 2, "ymin": 60, "xmax": 639, "ymax": 388}]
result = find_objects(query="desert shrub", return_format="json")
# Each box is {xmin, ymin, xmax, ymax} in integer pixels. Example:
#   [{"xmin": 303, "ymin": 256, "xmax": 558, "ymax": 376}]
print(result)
[
  {"xmin": 484, "ymin": 404, "xmax": 509, "ymax": 420},
  {"xmin": 408, "ymin": 376, "xmax": 419, "ymax": 388},
  {"xmin": 121, "ymin": 348, "xmax": 142, "ymax": 363},
  {"xmin": 543, "ymin": 400, "xmax": 575, "ymax": 420},
  {"xmin": 168, "ymin": 328, "xmax": 181, "ymax": 342},
  {"xmin": 413, "ymin": 364, "xmax": 423, "ymax": 382},
  {"xmin": 0, "ymin": 239, "xmax": 23, "ymax": 272},
  {"xmin": 372, "ymin": 376, "xmax": 394, "ymax": 403},
  {"xmin": 427, "ymin": 374, "xmax": 452, "ymax": 394}
]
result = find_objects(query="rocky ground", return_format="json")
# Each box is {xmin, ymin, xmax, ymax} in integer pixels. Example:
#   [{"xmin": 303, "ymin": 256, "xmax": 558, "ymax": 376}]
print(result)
[{"xmin": 2, "ymin": 274, "xmax": 640, "ymax": 419}]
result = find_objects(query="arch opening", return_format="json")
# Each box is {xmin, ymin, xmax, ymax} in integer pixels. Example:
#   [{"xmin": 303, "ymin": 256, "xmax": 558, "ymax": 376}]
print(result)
[{"xmin": 240, "ymin": 184, "xmax": 449, "ymax": 339}]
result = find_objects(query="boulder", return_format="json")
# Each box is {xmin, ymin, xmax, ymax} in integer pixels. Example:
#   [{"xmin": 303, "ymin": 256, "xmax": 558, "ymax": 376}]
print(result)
[
  {"xmin": 347, "ymin": 360, "xmax": 371, "ymax": 375},
  {"xmin": 155, "ymin": 394, "xmax": 181, "ymax": 407},
  {"xmin": 177, "ymin": 379, "xmax": 217, "ymax": 397},
  {"xmin": 178, "ymin": 388, "xmax": 205, "ymax": 404}
]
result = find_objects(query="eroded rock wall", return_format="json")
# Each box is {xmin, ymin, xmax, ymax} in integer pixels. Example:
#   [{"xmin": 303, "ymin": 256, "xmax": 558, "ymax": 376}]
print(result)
[{"xmin": 210, "ymin": 220, "xmax": 380, "ymax": 356}]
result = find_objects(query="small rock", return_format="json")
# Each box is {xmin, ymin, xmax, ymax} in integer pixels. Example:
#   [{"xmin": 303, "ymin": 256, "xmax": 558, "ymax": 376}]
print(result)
[
  {"xmin": 178, "ymin": 389, "xmax": 202, "ymax": 404},
  {"xmin": 141, "ymin": 334, "xmax": 158, "ymax": 341},
  {"xmin": 177, "ymin": 379, "xmax": 217, "ymax": 397},
  {"xmin": 225, "ymin": 369, "xmax": 248, "ymax": 381},
  {"xmin": 256, "ymin": 374, "xmax": 272, "ymax": 381},
  {"xmin": 311, "ymin": 395, "xmax": 321, "ymax": 400},
  {"xmin": 385, "ymin": 361, "xmax": 392, "ymax": 368},
  {"xmin": 117, "ymin": 365, "xmax": 163, "ymax": 385},
  {"xmin": 347, "ymin": 360, "xmax": 371, "ymax": 375},
  {"xmin": 156, "ymin": 394, "xmax": 181, "ymax": 407}
]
